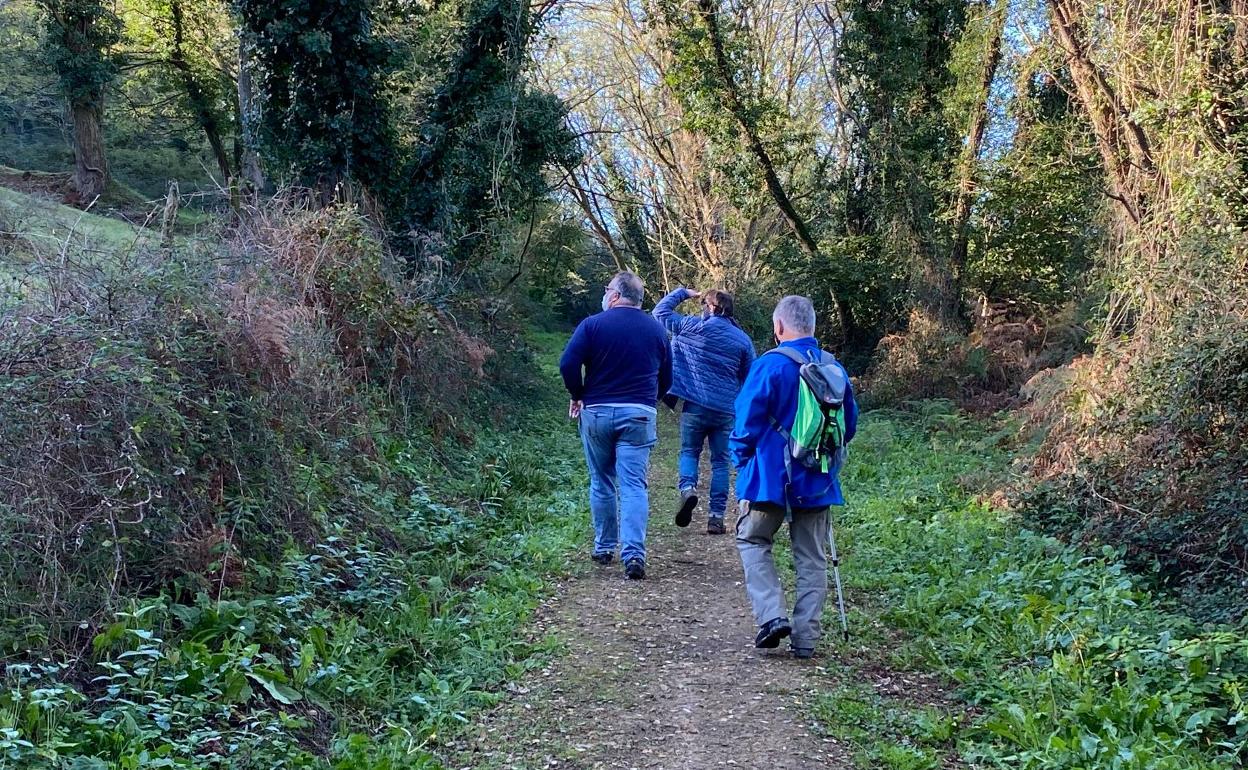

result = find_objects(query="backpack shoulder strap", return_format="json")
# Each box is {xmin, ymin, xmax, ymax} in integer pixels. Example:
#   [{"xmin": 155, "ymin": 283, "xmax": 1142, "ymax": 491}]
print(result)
[
  {"xmin": 765, "ymin": 346, "xmax": 810, "ymax": 365},
  {"xmin": 764, "ymin": 346, "xmax": 808, "ymax": 513}
]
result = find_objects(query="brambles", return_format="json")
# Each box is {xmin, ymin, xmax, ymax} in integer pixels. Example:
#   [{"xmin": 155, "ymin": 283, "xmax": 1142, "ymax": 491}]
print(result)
[{"xmin": 0, "ymin": 190, "xmax": 589, "ymax": 767}]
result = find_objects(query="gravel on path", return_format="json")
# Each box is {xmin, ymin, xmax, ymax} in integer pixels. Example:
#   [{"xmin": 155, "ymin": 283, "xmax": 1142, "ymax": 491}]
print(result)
[{"xmin": 445, "ymin": 411, "xmax": 852, "ymax": 770}]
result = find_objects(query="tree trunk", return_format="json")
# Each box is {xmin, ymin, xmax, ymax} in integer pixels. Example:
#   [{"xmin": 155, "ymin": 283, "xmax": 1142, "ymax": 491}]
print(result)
[
  {"xmin": 204, "ymin": 127, "xmax": 232, "ymax": 186},
  {"xmin": 834, "ymin": 293, "xmax": 865, "ymax": 351},
  {"xmin": 950, "ymin": 3, "xmax": 1006, "ymax": 275},
  {"xmin": 236, "ymin": 38, "xmax": 266, "ymax": 195},
  {"xmin": 169, "ymin": 0, "xmax": 232, "ymax": 184},
  {"xmin": 1235, "ymin": 1, "xmax": 1248, "ymax": 63},
  {"xmin": 1048, "ymin": 0, "xmax": 1155, "ymax": 227},
  {"xmin": 695, "ymin": 0, "xmax": 823, "ymax": 261},
  {"xmin": 911, "ymin": 229, "xmax": 960, "ymax": 330},
  {"xmin": 70, "ymin": 97, "xmax": 106, "ymax": 202}
]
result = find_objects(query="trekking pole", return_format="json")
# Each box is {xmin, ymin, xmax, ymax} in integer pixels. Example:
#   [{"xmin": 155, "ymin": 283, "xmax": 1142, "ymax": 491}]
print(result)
[{"xmin": 827, "ymin": 510, "xmax": 850, "ymax": 643}]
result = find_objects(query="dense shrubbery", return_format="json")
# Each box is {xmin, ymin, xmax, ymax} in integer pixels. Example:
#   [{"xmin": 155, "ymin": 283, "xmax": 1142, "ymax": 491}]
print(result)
[
  {"xmin": 0, "ymin": 194, "xmax": 585, "ymax": 766},
  {"xmin": 1022, "ymin": 329, "xmax": 1248, "ymax": 624},
  {"xmin": 859, "ymin": 302, "xmax": 1091, "ymax": 411},
  {"xmin": 0, "ymin": 198, "xmax": 481, "ymax": 640}
]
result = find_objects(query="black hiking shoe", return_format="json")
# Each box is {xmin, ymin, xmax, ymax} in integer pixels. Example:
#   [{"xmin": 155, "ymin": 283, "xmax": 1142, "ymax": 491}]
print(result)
[
  {"xmin": 624, "ymin": 558, "xmax": 646, "ymax": 580},
  {"xmin": 706, "ymin": 517, "xmax": 726, "ymax": 535},
  {"xmin": 790, "ymin": 646, "xmax": 815, "ymax": 660},
  {"xmin": 754, "ymin": 617, "xmax": 792, "ymax": 649},
  {"xmin": 675, "ymin": 489, "xmax": 698, "ymax": 528},
  {"xmin": 591, "ymin": 552, "xmax": 613, "ymax": 566}
]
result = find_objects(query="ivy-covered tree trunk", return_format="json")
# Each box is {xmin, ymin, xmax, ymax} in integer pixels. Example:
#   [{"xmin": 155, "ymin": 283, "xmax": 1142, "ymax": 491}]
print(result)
[
  {"xmin": 910, "ymin": 225, "xmax": 959, "ymax": 329},
  {"xmin": 168, "ymin": 0, "xmax": 232, "ymax": 184},
  {"xmin": 68, "ymin": 96, "xmax": 106, "ymax": 201},
  {"xmin": 950, "ymin": 1, "xmax": 1006, "ymax": 276},
  {"xmin": 236, "ymin": 40, "xmax": 266, "ymax": 195},
  {"xmin": 38, "ymin": 0, "xmax": 121, "ymax": 203},
  {"xmin": 399, "ymin": 0, "xmax": 577, "ymax": 265},
  {"xmin": 234, "ymin": 0, "xmax": 396, "ymax": 202}
]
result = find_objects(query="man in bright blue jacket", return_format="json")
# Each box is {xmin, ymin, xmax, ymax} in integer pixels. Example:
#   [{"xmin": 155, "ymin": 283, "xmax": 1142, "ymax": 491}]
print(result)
[
  {"xmin": 561, "ymin": 272, "xmax": 672, "ymax": 580},
  {"xmin": 653, "ymin": 287, "xmax": 756, "ymax": 534},
  {"xmin": 730, "ymin": 295, "xmax": 857, "ymax": 658}
]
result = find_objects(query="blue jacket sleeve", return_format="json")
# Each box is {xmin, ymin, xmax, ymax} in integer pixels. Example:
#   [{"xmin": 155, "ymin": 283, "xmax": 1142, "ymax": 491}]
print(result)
[
  {"xmin": 653, "ymin": 288, "xmax": 698, "ymax": 335},
  {"xmin": 738, "ymin": 337, "xmax": 757, "ymax": 384},
  {"xmin": 559, "ymin": 322, "xmax": 590, "ymax": 399},
  {"xmin": 730, "ymin": 360, "xmax": 773, "ymax": 469}
]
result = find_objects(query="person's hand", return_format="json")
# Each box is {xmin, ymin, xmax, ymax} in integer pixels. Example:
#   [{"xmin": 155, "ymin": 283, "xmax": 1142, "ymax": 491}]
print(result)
[
  {"xmin": 685, "ymin": 288, "xmax": 702, "ymax": 300},
  {"xmin": 568, "ymin": 400, "xmax": 583, "ymax": 419}
]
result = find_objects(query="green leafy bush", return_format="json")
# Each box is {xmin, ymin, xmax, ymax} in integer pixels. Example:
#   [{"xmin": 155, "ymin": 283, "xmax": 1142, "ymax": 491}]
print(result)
[{"xmin": 828, "ymin": 411, "xmax": 1248, "ymax": 769}]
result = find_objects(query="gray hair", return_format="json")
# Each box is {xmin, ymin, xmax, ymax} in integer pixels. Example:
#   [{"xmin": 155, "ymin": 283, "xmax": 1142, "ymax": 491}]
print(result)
[
  {"xmin": 610, "ymin": 271, "xmax": 645, "ymax": 306},
  {"xmin": 773, "ymin": 295, "xmax": 816, "ymax": 335}
]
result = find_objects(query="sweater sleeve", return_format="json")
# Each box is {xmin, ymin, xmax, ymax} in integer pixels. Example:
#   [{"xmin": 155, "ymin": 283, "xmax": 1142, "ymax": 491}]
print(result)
[
  {"xmin": 730, "ymin": 359, "xmax": 774, "ymax": 469},
  {"xmin": 652, "ymin": 288, "xmax": 698, "ymax": 335},
  {"xmin": 657, "ymin": 334, "xmax": 673, "ymax": 400},
  {"xmin": 559, "ymin": 321, "xmax": 590, "ymax": 399}
]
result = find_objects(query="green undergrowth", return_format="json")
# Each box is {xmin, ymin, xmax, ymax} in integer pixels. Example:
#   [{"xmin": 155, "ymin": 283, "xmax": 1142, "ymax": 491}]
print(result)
[
  {"xmin": 820, "ymin": 401, "xmax": 1247, "ymax": 770},
  {"xmin": 0, "ymin": 338, "xmax": 587, "ymax": 769},
  {"xmin": 813, "ymin": 681, "xmax": 956, "ymax": 770}
]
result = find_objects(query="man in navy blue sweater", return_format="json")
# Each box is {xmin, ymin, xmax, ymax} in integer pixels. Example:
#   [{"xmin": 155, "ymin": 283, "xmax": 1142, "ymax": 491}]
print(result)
[{"xmin": 560, "ymin": 272, "xmax": 672, "ymax": 580}]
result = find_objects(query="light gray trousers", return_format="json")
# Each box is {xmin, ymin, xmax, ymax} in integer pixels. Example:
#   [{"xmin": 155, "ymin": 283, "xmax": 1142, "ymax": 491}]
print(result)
[{"xmin": 735, "ymin": 501, "xmax": 829, "ymax": 651}]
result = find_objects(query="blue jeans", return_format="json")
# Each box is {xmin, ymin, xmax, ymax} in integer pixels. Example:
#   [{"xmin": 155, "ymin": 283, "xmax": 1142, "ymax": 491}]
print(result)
[
  {"xmin": 679, "ymin": 401, "xmax": 734, "ymax": 519},
  {"xmin": 579, "ymin": 406, "xmax": 658, "ymax": 564}
]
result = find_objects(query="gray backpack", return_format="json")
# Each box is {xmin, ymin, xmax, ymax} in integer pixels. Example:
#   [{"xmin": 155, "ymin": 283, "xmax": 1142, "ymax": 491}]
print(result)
[{"xmin": 766, "ymin": 347, "xmax": 849, "ymax": 473}]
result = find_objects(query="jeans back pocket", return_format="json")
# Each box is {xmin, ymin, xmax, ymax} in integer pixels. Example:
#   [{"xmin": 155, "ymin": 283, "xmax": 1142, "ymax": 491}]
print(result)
[{"xmin": 620, "ymin": 414, "xmax": 657, "ymax": 446}]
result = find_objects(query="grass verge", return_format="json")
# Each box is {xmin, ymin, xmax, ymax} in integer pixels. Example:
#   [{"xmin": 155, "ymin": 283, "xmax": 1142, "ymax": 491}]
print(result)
[{"xmin": 816, "ymin": 401, "xmax": 1247, "ymax": 770}]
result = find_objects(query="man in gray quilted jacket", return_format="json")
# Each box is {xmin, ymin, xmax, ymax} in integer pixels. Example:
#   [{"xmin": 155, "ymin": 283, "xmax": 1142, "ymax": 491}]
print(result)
[{"xmin": 653, "ymin": 287, "xmax": 756, "ymax": 533}]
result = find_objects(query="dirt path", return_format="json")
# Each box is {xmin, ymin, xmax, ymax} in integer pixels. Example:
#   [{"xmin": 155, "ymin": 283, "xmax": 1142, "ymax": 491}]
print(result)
[{"xmin": 444, "ymin": 413, "xmax": 849, "ymax": 770}]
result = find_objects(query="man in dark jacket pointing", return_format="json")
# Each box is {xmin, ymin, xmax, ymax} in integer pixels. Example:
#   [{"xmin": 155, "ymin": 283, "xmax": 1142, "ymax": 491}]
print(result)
[{"xmin": 653, "ymin": 287, "xmax": 755, "ymax": 534}]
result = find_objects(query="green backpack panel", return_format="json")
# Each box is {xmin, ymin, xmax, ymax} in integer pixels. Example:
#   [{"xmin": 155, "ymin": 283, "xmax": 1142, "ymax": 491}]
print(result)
[{"xmin": 767, "ymin": 347, "xmax": 849, "ymax": 473}]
